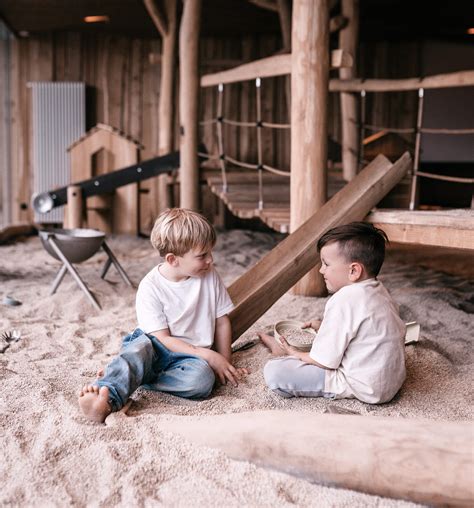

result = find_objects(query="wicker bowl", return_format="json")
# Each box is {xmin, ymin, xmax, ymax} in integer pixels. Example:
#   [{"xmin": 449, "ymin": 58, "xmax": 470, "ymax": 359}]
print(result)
[{"xmin": 274, "ymin": 319, "xmax": 317, "ymax": 352}]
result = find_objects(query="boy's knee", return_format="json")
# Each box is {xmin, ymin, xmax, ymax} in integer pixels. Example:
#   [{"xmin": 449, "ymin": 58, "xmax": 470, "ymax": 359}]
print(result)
[
  {"xmin": 185, "ymin": 359, "xmax": 215, "ymax": 399},
  {"xmin": 122, "ymin": 334, "xmax": 152, "ymax": 356},
  {"xmin": 264, "ymin": 359, "xmax": 285, "ymax": 389}
]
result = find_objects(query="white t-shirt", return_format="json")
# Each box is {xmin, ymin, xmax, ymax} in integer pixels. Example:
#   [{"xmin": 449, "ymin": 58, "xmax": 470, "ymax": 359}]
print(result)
[
  {"xmin": 136, "ymin": 265, "xmax": 234, "ymax": 348},
  {"xmin": 310, "ymin": 279, "xmax": 406, "ymax": 404}
]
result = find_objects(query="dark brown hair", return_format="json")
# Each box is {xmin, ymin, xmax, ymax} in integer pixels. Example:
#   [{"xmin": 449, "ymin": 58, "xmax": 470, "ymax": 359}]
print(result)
[{"xmin": 317, "ymin": 222, "xmax": 389, "ymax": 277}]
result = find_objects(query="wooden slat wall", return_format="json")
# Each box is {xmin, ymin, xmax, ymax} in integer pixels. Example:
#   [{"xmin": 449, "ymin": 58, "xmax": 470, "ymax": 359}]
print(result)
[{"xmin": 7, "ymin": 32, "xmax": 421, "ymax": 227}]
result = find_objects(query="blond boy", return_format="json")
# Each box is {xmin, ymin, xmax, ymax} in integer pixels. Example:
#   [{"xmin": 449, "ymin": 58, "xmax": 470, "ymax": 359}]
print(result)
[{"xmin": 79, "ymin": 208, "xmax": 247, "ymax": 422}]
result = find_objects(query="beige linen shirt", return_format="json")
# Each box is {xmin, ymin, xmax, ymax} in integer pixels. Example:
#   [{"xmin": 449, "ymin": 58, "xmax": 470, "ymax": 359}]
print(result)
[{"xmin": 310, "ymin": 278, "xmax": 406, "ymax": 404}]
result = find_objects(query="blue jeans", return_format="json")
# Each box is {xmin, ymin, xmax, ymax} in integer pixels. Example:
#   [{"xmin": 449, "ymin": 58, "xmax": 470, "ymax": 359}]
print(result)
[
  {"xmin": 95, "ymin": 328, "xmax": 215, "ymax": 412},
  {"xmin": 264, "ymin": 357, "xmax": 335, "ymax": 399}
]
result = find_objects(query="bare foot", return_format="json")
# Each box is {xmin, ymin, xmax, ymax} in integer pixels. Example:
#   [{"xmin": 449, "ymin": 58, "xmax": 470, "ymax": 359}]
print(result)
[
  {"xmin": 78, "ymin": 385, "xmax": 112, "ymax": 423},
  {"xmin": 257, "ymin": 332, "xmax": 286, "ymax": 357},
  {"xmin": 96, "ymin": 368, "xmax": 104, "ymax": 379}
]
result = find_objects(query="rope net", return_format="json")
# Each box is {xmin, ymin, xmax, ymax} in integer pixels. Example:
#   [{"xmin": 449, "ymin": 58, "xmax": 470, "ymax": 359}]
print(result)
[
  {"xmin": 199, "ymin": 80, "xmax": 473, "ymax": 215},
  {"xmin": 199, "ymin": 79, "xmax": 290, "ymax": 211}
]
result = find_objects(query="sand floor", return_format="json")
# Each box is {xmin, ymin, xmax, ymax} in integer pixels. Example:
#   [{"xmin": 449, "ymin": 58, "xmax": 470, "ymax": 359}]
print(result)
[{"xmin": 0, "ymin": 228, "xmax": 472, "ymax": 506}]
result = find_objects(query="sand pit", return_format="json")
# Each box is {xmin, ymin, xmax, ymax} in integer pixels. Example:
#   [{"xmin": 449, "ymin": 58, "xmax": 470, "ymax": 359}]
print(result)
[{"xmin": 0, "ymin": 228, "xmax": 472, "ymax": 506}]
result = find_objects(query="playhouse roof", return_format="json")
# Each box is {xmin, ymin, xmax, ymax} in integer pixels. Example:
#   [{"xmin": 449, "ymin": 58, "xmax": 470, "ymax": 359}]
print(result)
[{"xmin": 67, "ymin": 123, "xmax": 144, "ymax": 151}]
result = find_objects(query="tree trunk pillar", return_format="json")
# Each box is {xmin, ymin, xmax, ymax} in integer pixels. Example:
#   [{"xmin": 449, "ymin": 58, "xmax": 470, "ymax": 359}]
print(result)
[
  {"xmin": 158, "ymin": 0, "xmax": 177, "ymax": 214},
  {"xmin": 179, "ymin": 0, "xmax": 201, "ymax": 211},
  {"xmin": 290, "ymin": 0, "xmax": 329, "ymax": 296},
  {"xmin": 339, "ymin": 0, "xmax": 359, "ymax": 181}
]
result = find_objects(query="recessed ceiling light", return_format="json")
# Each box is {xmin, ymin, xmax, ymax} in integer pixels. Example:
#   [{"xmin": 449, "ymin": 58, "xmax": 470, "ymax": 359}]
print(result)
[{"xmin": 84, "ymin": 15, "xmax": 110, "ymax": 23}]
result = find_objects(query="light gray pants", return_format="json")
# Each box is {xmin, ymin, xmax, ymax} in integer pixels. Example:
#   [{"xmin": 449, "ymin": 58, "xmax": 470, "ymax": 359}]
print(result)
[{"xmin": 264, "ymin": 356, "xmax": 335, "ymax": 399}]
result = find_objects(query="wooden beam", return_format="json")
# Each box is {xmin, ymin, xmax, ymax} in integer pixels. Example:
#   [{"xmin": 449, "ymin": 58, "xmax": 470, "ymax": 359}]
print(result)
[
  {"xmin": 330, "ymin": 69, "xmax": 474, "ymax": 92},
  {"xmin": 228, "ymin": 153, "xmax": 412, "ymax": 340},
  {"xmin": 200, "ymin": 50, "xmax": 353, "ymax": 87},
  {"xmin": 158, "ymin": 0, "xmax": 177, "ymax": 214},
  {"xmin": 160, "ymin": 411, "xmax": 474, "ymax": 507},
  {"xmin": 179, "ymin": 0, "xmax": 201, "ymax": 211},
  {"xmin": 0, "ymin": 223, "xmax": 36, "ymax": 244},
  {"xmin": 143, "ymin": 0, "xmax": 168, "ymax": 37},
  {"xmin": 290, "ymin": 0, "xmax": 329, "ymax": 296},
  {"xmin": 339, "ymin": 0, "xmax": 359, "ymax": 181},
  {"xmin": 277, "ymin": 0, "xmax": 291, "ymax": 51},
  {"xmin": 144, "ymin": 0, "xmax": 177, "ymax": 216},
  {"xmin": 247, "ymin": 0, "xmax": 278, "ymax": 12},
  {"xmin": 366, "ymin": 209, "xmax": 474, "ymax": 250}
]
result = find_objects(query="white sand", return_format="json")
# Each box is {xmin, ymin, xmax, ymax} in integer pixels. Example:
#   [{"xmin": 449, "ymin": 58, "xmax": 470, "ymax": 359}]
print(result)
[{"xmin": 0, "ymin": 229, "xmax": 472, "ymax": 506}]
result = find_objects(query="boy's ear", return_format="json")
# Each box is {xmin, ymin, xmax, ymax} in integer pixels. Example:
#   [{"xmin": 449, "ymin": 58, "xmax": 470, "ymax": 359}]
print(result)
[
  {"xmin": 165, "ymin": 253, "xmax": 178, "ymax": 266},
  {"xmin": 348, "ymin": 262, "xmax": 364, "ymax": 282}
]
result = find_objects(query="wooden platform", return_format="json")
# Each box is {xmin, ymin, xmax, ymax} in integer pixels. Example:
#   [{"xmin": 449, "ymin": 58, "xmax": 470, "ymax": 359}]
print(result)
[
  {"xmin": 366, "ymin": 209, "xmax": 474, "ymax": 250},
  {"xmin": 206, "ymin": 171, "xmax": 345, "ymax": 233},
  {"xmin": 206, "ymin": 171, "xmax": 473, "ymax": 249}
]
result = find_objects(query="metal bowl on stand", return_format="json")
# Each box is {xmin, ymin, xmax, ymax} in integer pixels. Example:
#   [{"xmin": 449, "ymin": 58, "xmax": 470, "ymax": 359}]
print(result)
[{"xmin": 39, "ymin": 228, "xmax": 105, "ymax": 264}]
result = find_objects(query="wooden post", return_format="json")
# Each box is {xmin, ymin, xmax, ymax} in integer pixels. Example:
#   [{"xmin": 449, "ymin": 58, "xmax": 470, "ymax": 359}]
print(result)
[
  {"xmin": 277, "ymin": 0, "xmax": 292, "ymax": 119},
  {"xmin": 179, "ymin": 0, "xmax": 201, "ymax": 211},
  {"xmin": 144, "ymin": 0, "xmax": 177, "ymax": 215},
  {"xmin": 339, "ymin": 0, "xmax": 359, "ymax": 181},
  {"xmin": 290, "ymin": 0, "xmax": 329, "ymax": 296},
  {"xmin": 65, "ymin": 185, "xmax": 83, "ymax": 229}
]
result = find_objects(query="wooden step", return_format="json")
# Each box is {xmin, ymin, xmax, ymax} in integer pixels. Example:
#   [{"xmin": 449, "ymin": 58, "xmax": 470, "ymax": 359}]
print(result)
[{"xmin": 366, "ymin": 209, "xmax": 474, "ymax": 249}]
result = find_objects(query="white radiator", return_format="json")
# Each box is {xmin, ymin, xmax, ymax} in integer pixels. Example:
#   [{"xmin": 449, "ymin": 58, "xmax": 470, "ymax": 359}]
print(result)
[{"xmin": 30, "ymin": 82, "xmax": 85, "ymax": 223}]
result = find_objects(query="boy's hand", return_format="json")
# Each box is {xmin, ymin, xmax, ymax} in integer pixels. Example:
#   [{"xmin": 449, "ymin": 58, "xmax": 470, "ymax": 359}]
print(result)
[
  {"xmin": 275, "ymin": 335, "xmax": 300, "ymax": 356},
  {"xmin": 206, "ymin": 350, "xmax": 247, "ymax": 387},
  {"xmin": 302, "ymin": 319, "xmax": 322, "ymax": 331}
]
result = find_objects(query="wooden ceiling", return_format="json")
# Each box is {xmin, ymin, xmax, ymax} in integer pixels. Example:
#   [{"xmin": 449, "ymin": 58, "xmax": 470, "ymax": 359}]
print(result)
[{"xmin": 0, "ymin": 0, "xmax": 473, "ymax": 42}]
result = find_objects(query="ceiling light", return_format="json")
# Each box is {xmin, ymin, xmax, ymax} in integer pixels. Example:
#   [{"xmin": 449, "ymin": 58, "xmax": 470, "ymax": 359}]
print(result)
[{"xmin": 84, "ymin": 15, "xmax": 110, "ymax": 23}]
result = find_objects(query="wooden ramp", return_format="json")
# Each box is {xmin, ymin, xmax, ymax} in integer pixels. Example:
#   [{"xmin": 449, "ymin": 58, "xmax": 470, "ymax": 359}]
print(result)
[{"xmin": 228, "ymin": 153, "xmax": 412, "ymax": 339}]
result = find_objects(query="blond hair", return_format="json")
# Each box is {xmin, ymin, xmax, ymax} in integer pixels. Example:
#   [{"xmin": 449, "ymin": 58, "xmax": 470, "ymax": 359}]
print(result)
[{"xmin": 150, "ymin": 208, "xmax": 216, "ymax": 257}]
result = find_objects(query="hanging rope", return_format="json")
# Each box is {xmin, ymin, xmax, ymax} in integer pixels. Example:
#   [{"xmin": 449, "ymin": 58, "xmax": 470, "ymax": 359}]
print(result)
[{"xmin": 413, "ymin": 171, "xmax": 474, "ymax": 184}]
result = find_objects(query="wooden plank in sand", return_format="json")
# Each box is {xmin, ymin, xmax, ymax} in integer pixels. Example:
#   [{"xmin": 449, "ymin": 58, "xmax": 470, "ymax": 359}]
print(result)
[
  {"xmin": 160, "ymin": 410, "xmax": 473, "ymax": 507},
  {"xmin": 228, "ymin": 152, "xmax": 412, "ymax": 340}
]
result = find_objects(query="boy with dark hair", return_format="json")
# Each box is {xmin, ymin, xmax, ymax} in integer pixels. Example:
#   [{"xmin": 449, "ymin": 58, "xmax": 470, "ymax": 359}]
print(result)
[
  {"xmin": 259, "ymin": 222, "xmax": 406, "ymax": 404},
  {"xmin": 79, "ymin": 208, "xmax": 248, "ymax": 423}
]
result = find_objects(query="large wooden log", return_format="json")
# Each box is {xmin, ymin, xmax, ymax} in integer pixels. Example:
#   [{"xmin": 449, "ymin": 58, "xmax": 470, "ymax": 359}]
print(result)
[
  {"xmin": 160, "ymin": 411, "xmax": 474, "ymax": 506},
  {"xmin": 290, "ymin": 0, "xmax": 330, "ymax": 296},
  {"xmin": 228, "ymin": 153, "xmax": 412, "ymax": 340},
  {"xmin": 179, "ymin": 0, "xmax": 201, "ymax": 211}
]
